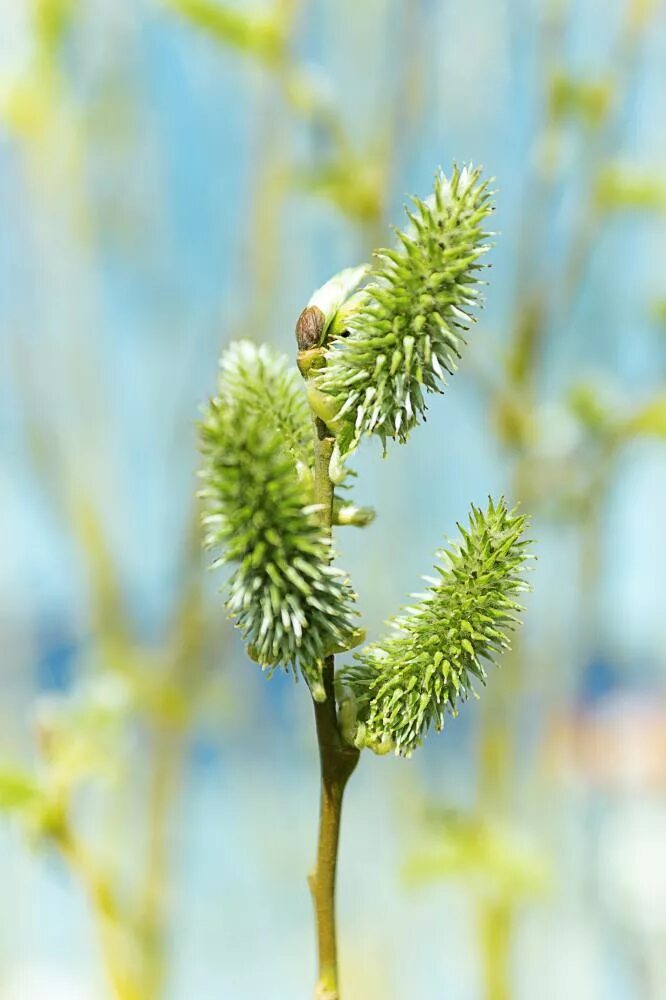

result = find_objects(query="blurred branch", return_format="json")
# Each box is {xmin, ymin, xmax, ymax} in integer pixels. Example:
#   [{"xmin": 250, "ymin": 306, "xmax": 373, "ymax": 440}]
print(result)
[
  {"xmin": 160, "ymin": 0, "xmax": 394, "ymax": 234},
  {"xmin": 471, "ymin": 4, "xmax": 662, "ymax": 995},
  {"xmin": 60, "ymin": 828, "xmax": 144, "ymax": 1000},
  {"xmin": 504, "ymin": 0, "xmax": 659, "ymax": 412}
]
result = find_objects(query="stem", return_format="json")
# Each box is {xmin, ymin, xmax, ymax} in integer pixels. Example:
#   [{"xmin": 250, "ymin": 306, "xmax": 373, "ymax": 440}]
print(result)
[
  {"xmin": 479, "ymin": 900, "xmax": 511, "ymax": 1000},
  {"xmin": 59, "ymin": 830, "xmax": 142, "ymax": 1000},
  {"xmin": 308, "ymin": 416, "xmax": 360, "ymax": 999},
  {"xmin": 138, "ymin": 722, "xmax": 183, "ymax": 1000}
]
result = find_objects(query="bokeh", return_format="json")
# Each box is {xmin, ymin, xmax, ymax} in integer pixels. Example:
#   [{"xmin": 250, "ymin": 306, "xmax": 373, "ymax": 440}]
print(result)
[{"xmin": 1, "ymin": 0, "xmax": 666, "ymax": 997}]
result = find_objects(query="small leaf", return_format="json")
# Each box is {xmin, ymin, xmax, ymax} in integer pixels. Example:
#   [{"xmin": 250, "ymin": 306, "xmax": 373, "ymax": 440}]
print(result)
[
  {"xmin": 403, "ymin": 809, "xmax": 550, "ymax": 903},
  {"xmin": 596, "ymin": 165, "xmax": 666, "ymax": 214},
  {"xmin": 624, "ymin": 395, "xmax": 666, "ymax": 439},
  {"xmin": 164, "ymin": 0, "xmax": 285, "ymax": 63},
  {"xmin": 0, "ymin": 767, "xmax": 43, "ymax": 814},
  {"xmin": 548, "ymin": 71, "xmax": 613, "ymax": 129},
  {"xmin": 295, "ymin": 157, "xmax": 384, "ymax": 224}
]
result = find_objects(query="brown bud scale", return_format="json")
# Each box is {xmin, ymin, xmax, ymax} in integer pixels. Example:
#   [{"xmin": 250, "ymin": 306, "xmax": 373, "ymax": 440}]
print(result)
[{"xmin": 295, "ymin": 305, "xmax": 326, "ymax": 351}]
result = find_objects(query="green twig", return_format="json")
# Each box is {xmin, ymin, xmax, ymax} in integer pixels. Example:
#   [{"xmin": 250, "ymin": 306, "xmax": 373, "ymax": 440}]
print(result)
[{"xmin": 304, "ymin": 376, "xmax": 360, "ymax": 999}]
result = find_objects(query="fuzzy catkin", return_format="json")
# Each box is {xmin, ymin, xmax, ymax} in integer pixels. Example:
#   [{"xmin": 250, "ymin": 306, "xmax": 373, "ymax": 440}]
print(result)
[
  {"xmin": 199, "ymin": 341, "xmax": 357, "ymax": 696},
  {"xmin": 316, "ymin": 165, "xmax": 493, "ymax": 454},
  {"xmin": 339, "ymin": 498, "xmax": 530, "ymax": 755}
]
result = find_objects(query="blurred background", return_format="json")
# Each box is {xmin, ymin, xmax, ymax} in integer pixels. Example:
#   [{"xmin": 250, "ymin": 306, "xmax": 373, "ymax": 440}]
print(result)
[{"xmin": 1, "ymin": 0, "xmax": 665, "ymax": 997}]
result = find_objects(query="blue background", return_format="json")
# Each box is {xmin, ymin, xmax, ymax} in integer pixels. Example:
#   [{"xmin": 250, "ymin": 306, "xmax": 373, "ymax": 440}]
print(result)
[{"xmin": 1, "ymin": 0, "xmax": 665, "ymax": 997}]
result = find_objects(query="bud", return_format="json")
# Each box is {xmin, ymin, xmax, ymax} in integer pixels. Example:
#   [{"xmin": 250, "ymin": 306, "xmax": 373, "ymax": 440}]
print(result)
[{"xmin": 295, "ymin": 305, "xmax": 326, "ymax": 351}]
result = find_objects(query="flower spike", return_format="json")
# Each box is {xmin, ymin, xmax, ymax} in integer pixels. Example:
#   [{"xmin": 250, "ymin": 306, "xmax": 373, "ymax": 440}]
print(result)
[
  {"xmin": 339, "ymin": 498, "xmax": 531, "ymax": 755},
  {"xmin": 199, "ymin": 341, "xmax": 358, "ymax": 697},
  {"xmin": 316, "ymin": 165, "xmax": 493, "ymax": 454}
]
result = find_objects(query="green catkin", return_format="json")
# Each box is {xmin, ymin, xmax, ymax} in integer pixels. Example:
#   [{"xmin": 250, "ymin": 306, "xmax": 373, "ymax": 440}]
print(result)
[
  {"xmin": 339, "ymin": 499, "xmax": 530, "ymax": 756},
  {"xmin": 198, "ymin": 341, "xmax": 357, "ymax": 696},
  {"xmin": 316, "ymin": 165, "xmax": 493, "ymax": 454}
]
